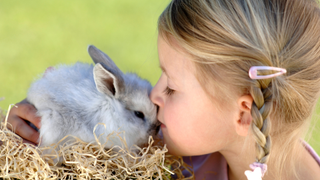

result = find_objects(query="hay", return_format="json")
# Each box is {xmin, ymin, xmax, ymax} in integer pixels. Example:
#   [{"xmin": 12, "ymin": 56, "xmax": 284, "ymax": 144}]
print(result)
[{"xmin": 0, "ymin": 104, "xmax": 194, "ymax": 180}]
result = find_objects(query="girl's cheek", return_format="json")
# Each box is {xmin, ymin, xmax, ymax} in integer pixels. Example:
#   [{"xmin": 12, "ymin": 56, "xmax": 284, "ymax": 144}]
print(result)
[
  {"xmin": 163, "ymin": 101, "xmax": 174, "ymax": 126},
  {"xmin": 163, "ymin": 100, "xmax": 180, "ymax": 131}
]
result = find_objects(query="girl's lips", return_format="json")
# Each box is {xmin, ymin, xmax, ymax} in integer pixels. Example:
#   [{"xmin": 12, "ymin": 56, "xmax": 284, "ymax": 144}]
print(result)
[{"xmin": 161, "ymin": 123, "xmax": 166, "ymax": 128}]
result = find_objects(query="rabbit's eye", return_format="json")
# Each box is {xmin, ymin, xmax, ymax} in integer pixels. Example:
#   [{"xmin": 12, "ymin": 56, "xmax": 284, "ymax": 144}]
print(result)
[{"xmin": 134, "ymin": 111, "xmax": 145, "ymax": 120}]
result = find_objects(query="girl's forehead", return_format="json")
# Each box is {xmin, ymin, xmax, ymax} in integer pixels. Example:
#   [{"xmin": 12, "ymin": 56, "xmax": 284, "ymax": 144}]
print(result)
[{"xmin": 157, "ymin": 36, "xmax": 195, "ymax": 79}]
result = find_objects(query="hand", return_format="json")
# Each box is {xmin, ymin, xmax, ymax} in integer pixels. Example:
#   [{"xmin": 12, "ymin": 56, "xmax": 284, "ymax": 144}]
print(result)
[{"xmin": 7, "ymin": 99, "xmax": 41, "ymax": 145}]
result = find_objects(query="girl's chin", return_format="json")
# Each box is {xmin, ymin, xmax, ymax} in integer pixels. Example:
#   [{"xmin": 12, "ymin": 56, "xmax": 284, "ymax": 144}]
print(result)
[
  {"xmin": 166, "ymin": 145, "xmax": 184, "ymax": 156},
  {"xmin": 160, "ymin": 130, "xmax": 182, "ymax": 156}
]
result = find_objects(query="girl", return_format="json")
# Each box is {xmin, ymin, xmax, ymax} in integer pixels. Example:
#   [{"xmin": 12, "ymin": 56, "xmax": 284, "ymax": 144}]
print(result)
[
  {"xmin": 7, "ymin": 0, "xmax": 320, "ymax": 179},
  {"xmin": 150, "ymin": 0, "xmax": 320, "ymax": 179}
]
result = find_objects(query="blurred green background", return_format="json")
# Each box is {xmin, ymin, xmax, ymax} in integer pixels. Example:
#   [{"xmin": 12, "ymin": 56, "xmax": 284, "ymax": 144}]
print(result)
[
  {"xmin": 0, "ymin": 0, "xmax": 319, "ymax": 155},
  {"xmin": 0, "ymin": 0, "xmax": 168, "ymax": 109}
]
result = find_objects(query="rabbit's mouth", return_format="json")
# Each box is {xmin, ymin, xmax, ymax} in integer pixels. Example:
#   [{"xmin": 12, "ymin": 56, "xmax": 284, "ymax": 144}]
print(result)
[{"xmin": 148, "ymin": 121, "xmax": 162, "ymax": 136}]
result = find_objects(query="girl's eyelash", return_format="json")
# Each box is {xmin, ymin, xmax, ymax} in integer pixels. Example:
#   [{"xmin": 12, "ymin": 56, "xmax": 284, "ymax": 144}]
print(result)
[{"xmin": 163, "ymin": 86, "xmax": 175, "ymax": 96}]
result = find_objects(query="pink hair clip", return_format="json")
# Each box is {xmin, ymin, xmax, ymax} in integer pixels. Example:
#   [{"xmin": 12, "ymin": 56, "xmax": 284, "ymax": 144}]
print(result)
[{"xmin": 249, "ymin": 66, "xmax": 287, "ymax": 80}]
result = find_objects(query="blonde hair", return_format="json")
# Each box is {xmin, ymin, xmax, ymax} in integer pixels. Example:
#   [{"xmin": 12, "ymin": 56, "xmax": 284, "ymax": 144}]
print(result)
[{"xmin": 158, "ymin": 0, "xmax": 320, "ymax": 179}]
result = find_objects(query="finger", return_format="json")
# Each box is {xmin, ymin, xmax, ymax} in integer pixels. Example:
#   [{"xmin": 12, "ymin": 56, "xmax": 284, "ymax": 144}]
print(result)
[
  {"xmin": 22, "ymin": 138, "xmax": 38, "ymax": 146},
  {"xmin": 10, "ymin": 117, "xmax": 40, "ymax": 144},
  {"xmin": 14, "ymin": 103, "xmax": 41, "ymax": 129}
]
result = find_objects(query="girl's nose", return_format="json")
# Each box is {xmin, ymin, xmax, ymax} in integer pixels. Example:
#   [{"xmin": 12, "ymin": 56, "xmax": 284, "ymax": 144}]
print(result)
[{"xmin": 150, "ymin": 75, "xmax": 165, "ymax": 108}]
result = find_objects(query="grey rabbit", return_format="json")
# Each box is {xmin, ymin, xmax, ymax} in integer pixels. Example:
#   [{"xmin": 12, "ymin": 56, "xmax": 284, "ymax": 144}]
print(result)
[{"xmin": 27, "ymin": 45, "xmax": 160, "ymax": 149}]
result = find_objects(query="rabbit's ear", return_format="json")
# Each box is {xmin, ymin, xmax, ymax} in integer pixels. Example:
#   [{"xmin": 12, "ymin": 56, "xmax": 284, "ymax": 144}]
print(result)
[
  {"xmin": 93, "ymin": 63, "xmax": 125, "ymax": 98},
  {"xmin": 88, "ymin": 45, "xmax": 123, "ymax": 76}
]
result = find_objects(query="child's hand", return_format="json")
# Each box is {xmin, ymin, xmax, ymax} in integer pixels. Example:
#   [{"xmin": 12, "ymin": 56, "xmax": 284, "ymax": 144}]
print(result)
[{"xmin": 7, "ymin": 99, "xmax": 41, "ymax": 145}]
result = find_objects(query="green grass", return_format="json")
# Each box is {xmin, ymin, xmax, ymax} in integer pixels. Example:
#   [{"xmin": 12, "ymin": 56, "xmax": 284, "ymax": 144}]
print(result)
[{"xmin": 0, "ymin": 0, "xmax": 319, "ymax": 157}]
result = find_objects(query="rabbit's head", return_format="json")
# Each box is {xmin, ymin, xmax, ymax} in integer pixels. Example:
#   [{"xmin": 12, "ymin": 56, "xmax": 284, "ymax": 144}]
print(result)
[{"xmin": 88, "ymin": 45, "xmax": 160, "ymax": 147}]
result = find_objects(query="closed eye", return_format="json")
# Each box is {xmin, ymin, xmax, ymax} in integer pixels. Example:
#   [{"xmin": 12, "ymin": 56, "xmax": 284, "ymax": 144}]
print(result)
[{"xmin": 163, "ymin": 86, "xmax": 175, "ymax": 96}]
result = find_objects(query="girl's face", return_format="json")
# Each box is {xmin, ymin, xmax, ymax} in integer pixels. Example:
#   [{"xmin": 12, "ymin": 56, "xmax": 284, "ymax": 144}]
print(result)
[{"xmin": 150, "ymin": 36, "xmax": 239, "ymax": 156}]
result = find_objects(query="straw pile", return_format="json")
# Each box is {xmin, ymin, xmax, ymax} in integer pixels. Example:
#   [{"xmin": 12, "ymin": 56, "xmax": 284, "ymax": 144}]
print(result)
[{"xmin": 0, "ymin": 104, "xmax": 194, "ymax": 180}]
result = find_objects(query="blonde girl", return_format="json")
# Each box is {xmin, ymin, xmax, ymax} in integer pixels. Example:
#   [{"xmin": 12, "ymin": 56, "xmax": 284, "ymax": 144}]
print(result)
[
  {"xmin": 150, "ymin": 0, "xmax": 320, "ymax": 179},
  {"xmin": 7, "ymin": 0, "xmax": 320, "ymax": 179}
]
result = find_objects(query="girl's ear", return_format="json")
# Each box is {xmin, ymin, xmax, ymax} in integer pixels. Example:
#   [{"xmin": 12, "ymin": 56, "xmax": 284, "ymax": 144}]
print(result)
[{"xmin": 235, "ymin": 95, "xmax": 253, "ymax": 136}]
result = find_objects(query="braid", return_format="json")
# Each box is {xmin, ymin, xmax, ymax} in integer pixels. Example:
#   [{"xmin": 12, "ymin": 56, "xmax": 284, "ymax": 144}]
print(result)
[{"xmin": 250, "ymin": 79, "xmax": 273, "ymax": 164}]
